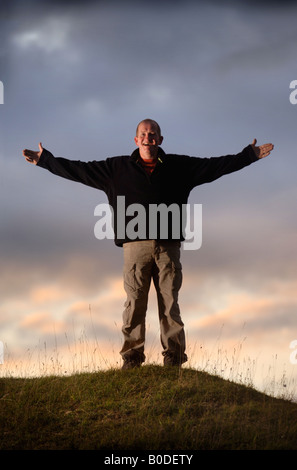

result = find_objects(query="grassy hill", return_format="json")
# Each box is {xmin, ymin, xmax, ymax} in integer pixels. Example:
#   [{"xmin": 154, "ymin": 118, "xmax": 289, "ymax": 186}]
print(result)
[{"xmin": 0, "ymin": 365, "xmax": 296, "ymax": 450}]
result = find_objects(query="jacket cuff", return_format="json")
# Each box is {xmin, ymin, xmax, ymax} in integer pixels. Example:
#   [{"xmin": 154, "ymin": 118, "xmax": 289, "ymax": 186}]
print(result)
[
  {"xmin": 246, "ymin": 144, "xmax": 259, "ymax": 162},
  {"xmin": 37, "ymin": 148, "xmax": 51, "ymax": 167}
]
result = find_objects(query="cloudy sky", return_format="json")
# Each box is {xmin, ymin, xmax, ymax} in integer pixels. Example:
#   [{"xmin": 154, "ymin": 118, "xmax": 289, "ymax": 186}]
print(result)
[{"xmin": 1, "ymin": 0, "xmax": 297, "ymax": 398}]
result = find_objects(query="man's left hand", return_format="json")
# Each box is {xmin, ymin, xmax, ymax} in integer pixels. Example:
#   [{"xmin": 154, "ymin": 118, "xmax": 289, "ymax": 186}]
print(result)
[{"xmin": 251, "ymin": 138, "xmax": 274, "ymax": 159}]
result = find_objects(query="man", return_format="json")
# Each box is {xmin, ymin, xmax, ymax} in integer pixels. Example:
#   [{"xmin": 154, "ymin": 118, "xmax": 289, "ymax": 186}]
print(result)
[{"xmin": 23, "ymin": 119, "xmax": 274, "ymax": 369}]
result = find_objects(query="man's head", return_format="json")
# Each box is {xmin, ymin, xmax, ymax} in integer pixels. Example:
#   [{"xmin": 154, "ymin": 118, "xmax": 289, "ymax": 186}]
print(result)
[{"xmin": 134, "ymin": 119, "xmax": 163, "ymax": 160}]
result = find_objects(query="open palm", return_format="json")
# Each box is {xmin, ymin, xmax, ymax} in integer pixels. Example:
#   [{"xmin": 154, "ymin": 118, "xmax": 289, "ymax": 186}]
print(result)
[
  {"xmin": 23, "ymin": 142, "xmax": 43, "ymax": 164},
  {"xmin": 251, "ymin": 138, "xmax": 274, "ymax": 159}
]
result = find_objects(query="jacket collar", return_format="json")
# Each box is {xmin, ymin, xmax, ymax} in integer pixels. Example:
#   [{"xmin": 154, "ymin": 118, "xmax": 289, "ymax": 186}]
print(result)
[{"xmin": 129, "ymin": 147, "xmax": 167, "ymax": 163}]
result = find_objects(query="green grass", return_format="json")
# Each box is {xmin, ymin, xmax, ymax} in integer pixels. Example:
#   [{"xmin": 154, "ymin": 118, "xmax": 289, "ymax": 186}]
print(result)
[{"xmin": 0, "ymin": 365, "xmax": 296, "ymax": 450}]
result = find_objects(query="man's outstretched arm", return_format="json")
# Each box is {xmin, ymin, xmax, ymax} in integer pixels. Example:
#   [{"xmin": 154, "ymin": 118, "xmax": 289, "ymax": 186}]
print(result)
[
  {"xmin": 187, "ymin": 138, "xmax": 274, "ymax": 188},
  {"xmin": 22, "ymin": 143, "xmax": 112, "ymax": 192}
]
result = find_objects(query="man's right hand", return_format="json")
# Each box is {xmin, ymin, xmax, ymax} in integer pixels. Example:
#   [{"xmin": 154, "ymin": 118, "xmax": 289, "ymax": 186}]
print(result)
[{"xmin": 23, "ymin": 142, "xmax": 43, "ymax": 165}]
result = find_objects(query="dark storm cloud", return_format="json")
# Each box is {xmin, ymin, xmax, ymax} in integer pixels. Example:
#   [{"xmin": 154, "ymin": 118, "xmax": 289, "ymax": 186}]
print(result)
[
  {"xmin": 1, "ymin": 1, "xmax": 295, "ymax": 281},
  {"xmin": 2, "ymin": 0, "xmax": 296, "ymax": 271},
  {"xmin": 4, "ymin": 0, "xmax": 296, "ymax": 137}
]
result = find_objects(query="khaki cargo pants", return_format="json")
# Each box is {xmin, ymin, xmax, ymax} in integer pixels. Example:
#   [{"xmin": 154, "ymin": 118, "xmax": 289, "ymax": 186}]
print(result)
[{"xmin": 120, "ymin": 240, "xmax": 187, "ymax": 365}]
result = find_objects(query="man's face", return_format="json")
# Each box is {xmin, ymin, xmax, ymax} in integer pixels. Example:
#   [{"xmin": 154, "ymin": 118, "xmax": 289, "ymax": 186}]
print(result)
[{"xmin": 134, "ymin": 122, "xmax": 163, "ymax": 160}]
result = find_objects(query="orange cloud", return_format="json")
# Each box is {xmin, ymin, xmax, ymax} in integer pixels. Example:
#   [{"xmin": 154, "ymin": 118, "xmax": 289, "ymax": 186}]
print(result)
[
  {"xmin": 20, "ymin": 311, "xmax": 65, "ymax": 334},
  {"xmin": 29, "ymin": 285, "xmax": 70, "ymax": 304}
]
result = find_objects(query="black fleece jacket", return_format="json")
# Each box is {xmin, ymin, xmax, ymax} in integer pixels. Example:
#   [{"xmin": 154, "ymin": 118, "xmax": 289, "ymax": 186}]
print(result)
[{"xmin": 37, "ymin": 145, "xmax": 258, "ymax": 246}]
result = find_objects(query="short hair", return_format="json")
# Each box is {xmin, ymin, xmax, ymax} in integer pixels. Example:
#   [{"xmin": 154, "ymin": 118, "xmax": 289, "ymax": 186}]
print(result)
[{"xmin": 136, "ymin": 119, "xmax": 162, "ymax": 137}]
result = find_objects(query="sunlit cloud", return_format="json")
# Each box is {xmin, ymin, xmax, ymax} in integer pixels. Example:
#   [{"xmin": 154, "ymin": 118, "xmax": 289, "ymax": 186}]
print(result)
[
  {"xmin": 20, "ymin": 311, "xmax": 65, "ymax": 335},
  {"xmin": 30, "ymin": 285, "xmax": 70, "ymax": 304},
  {"xmin": 186, "ymin": 277, "xmax": 297, "ymax": 336}
]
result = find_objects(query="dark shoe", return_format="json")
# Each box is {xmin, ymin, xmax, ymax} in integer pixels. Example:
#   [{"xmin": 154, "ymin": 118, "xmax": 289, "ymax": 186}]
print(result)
[
  {"xmin": 163, "ymin": 356, "xmax": 180, "ymax": 367},
  {"xmin": 122, "ymin": 359, "xmax": 141, "ymax": 370},
  {"xmin": 163, "ymin": 352, "xmax": 187, "ymax": 367}
]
